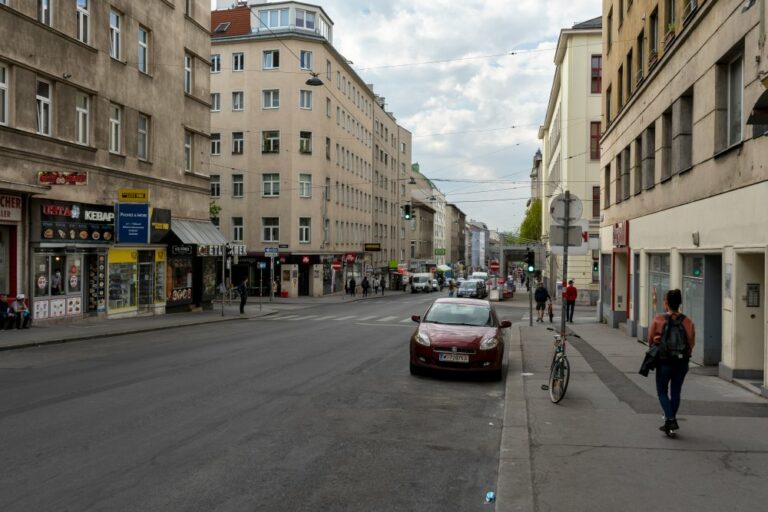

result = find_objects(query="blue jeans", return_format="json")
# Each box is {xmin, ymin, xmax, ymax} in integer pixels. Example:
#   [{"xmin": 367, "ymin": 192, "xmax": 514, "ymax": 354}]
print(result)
[{"xmin": 655, "ymin": 359, "xmax": 689, "ymax": 420}]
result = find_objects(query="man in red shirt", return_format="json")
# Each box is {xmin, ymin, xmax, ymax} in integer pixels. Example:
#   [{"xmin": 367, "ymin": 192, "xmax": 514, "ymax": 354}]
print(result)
[{"xmin": 565, "ymin": 280, "xmax": 578, "ymax": 323}]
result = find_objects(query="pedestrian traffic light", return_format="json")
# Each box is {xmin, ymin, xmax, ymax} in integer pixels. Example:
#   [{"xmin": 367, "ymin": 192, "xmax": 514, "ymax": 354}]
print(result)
[
  {"xmin": 592, "ymin": 260, "xmax": 599, "ymax": 273},
  {"xmin": 403, "ymin": 204, "xmax": 412, "ymax": 220},
  {"xmin": 526, "ymin": 251, "xmax": 535, "ymax": 273}
]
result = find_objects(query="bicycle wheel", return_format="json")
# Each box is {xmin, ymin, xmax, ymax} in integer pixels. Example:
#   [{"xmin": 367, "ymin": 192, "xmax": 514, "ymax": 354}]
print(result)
[{"xmin": 548, "ymin": 355, "xmax": 570, "ymax": 403}]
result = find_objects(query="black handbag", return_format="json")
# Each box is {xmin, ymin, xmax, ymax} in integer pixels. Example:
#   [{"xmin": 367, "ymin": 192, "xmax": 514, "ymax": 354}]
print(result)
[{"xmin": 639, "ymin": 344, "xmax": 659, "ymax": 377}]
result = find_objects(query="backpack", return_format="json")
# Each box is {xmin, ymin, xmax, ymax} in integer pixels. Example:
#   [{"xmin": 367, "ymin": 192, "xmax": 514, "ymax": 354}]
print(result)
[{"xmin": 658, "ymin": 314, "xmax": 688, "ymax": 360}]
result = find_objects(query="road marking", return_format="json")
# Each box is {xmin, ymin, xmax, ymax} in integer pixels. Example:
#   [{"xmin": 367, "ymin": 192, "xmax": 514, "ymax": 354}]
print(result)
[
  {"xmin": 377, "ymin": 316, "xmax": 398, "ymax": 322},
  {"xmin": 269, "ymin": 314, "xmax": 300, "ymax": 321},
  {"xmin": 400, "ymin": 317, "xmax": 413, "ymax": 323},
  {"xmin": 356, "ymin": 315, "xmax": 377, "ymax": 321},
  {"xmin": 287, "ymin": 315, "xmax": 317, "ymax": 321},
  {"xmin": 312, "ymin": 315, "xmax": 336, "ymax": 321},
  {"xmin": 333, "ymin": 315, "xmax": 357, "ymax": 321}
]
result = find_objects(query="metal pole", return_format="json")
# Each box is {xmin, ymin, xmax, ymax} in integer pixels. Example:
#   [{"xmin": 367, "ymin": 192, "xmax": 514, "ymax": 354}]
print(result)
[
  {"xmin": 560, "ymin": 191, "xmax": 570, "ymax": 336},
  {"xmin": 259, "ymin": 266, "xmax": 263, "ymax": 312},
  {"xmin": 528, "ymin": 267, "xmax": 533, "ymax": 327},
  {"xmin": 221, "ymin": 244, "xmax": 226, "ymax": 317},
  {"xmin": 270, "ymin": 256, "xmax": 274, "ymax": 302}
]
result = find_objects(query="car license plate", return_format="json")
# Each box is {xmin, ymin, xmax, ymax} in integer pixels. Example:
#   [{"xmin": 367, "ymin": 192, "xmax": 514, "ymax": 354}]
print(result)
[{"xmin": 439, "ymin": 353, "xmax": 469, "ymax": 363}]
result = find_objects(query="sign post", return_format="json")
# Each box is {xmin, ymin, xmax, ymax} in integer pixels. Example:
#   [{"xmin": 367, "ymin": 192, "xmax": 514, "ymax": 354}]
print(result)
[
  {"xmin": 257, "ymin": 261, "xmax": 267, "ymax": 311},
  {"xmin": 221, "ymin": 243, "xmax": 229, "ymax": 317},
  {"xmin": 265, "ymin": 247, "xmax": 279, "ymax": 302}
]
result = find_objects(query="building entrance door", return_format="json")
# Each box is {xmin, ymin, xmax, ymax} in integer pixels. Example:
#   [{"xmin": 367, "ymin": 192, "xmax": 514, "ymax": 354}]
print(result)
[
  {"xmin": 0, "ymin": 226, "xmax": 9, "ymax": 294},
  {"xmin": 138, "ymin": 251, "xmax": 154, "ymax": 310}
]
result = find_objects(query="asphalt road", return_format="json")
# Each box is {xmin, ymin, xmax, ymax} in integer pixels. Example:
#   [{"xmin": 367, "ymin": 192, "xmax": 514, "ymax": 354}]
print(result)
[{"xmin": 0, "ymin": 292, "xmax": 525, "ymax": 512}]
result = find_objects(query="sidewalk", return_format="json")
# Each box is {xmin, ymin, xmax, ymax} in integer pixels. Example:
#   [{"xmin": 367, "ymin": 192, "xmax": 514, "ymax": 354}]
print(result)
[{"xmin": 497, "ymin": 319, "xmax": 768, "ymax": 511}]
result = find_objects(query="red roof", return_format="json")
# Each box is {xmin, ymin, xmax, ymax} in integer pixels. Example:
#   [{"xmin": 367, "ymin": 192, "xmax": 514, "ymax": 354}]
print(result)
[{"xmin": 211, "ymin": 6, "xmax": 252, "ymax": 38}]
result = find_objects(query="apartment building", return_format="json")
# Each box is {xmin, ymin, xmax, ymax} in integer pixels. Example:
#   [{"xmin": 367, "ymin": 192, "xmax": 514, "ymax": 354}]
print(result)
[
  {"xmin": 0, "ymin": 0, "xmax": 216, "ymax": 321},
  {"xmin": 538, "ymin": 17, "xmax": 602, "ymax": 305},
  {"xmin": 407, "ymin": 165, "xmax": 435, "ymax": 271},
  {"xmin": 468, "ymin": 220, "xmax": 489, "ymax": 271},
  {"xmin": 446, "ymin": 203, "xmax": 467, "ymax": 271},
  {"xmin": 600, "ymin": 0, "xmax": 768, "ymax": 392},
  {"xmin": 210, "ymin": 1, "xmax": 412, "ymax": 297}
]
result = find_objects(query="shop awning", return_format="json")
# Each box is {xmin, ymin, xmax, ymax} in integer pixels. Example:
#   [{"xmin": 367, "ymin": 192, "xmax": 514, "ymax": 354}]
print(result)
[{"xmin": 171, "ymin": 219, "xmax": 229, "ymax": 246}]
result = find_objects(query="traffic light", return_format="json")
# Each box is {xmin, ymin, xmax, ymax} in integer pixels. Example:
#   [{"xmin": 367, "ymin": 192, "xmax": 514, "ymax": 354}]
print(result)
[
  {"xmin": 403, "ymin": 204, "xmax": 412, "ymax": 220},
  {"xmin": 525, "ymin": 251, "xmax": 535, "ymax": 273},
  {"xmin": 592, "ymin": 260, "xmax": 599, "ymax": 273}
]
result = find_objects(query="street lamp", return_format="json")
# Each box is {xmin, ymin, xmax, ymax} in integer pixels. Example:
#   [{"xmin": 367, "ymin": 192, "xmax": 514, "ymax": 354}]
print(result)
[{"xmin": 305, "ymin": 72, "xmax": 323, "ymax": 86}]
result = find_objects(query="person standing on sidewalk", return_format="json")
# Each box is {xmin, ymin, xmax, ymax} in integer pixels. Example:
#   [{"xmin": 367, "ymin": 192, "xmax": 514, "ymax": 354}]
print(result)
[
  {"xmin": 237, "ymin": 278, "xmax": 248, "ymax": 314},
  {"xmin": 565, "ymin": 280, "xmax": 578, "ymax": 323},
  {"xmin": 349, "ymin": 277, "xmax": 356, "ymax": 297},
  {"xmin": 361, "ymin": 276, "xmax": 370, "ymax": 297},
  {"xmin": 648, "ymin": 289, "xmax": 695, "ymax": 436},
  {"xmin": 534, "ymin": 283, "xmax": 550, "ymax": 323}
]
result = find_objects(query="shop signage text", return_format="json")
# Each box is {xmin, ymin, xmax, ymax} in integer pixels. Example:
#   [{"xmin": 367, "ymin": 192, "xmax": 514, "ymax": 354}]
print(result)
[
  {"xmin": 36, "ymin": 200, "xmax": 114, "ymax": 243},
  {"xmin": 198, "ymin": 244, "xmax": 247, "ymax": 257},
  {"xmin": 116, "ymin": 203, "xmax": 150, "ymax": 244},
  {"xmin": 118, "ymin": 188, "xmax": 150, "ymax": 203},
  {"xmin": 150, "ymin": 208, "xmax": 171, "ymax": 243},
  {"xmin": 171, "ymin": 245, "xmax": 194, "ymax": 256},
  {"xmin": 0, "ymin": 194, "xmax": 22, "ymax": 221},
  {"xmin": 37, "ymin": 171, "xmax": 88, "ymax": 186},
  {"xmin": 364, "ymin": 243, "xmax": 381, "ymax": 252}
]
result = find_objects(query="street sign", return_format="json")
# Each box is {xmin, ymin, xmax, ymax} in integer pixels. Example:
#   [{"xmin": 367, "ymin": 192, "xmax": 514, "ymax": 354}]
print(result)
[
  {"xmin": 331, "ymin": 260, "xmax": 341, "ymax": 271},
  {"xmin": 550, "ymin": 193, "xmax": 583, "ymax": 225},
  {"xmin": 264, "ymin": 246, "xmax": 279, "ymax": 256},
  {"xmin": 549, "ymin": 220, "xmax": 590, "ymax": 255},
  {"xmin": 489, "ymin": 260, "xmax": 500, "ymax": 272},
  {"xmin": 257, "ymin": 261, "xmax": 267, "ymax": 269},
  {"xmin": 278, "ymin": 244, "xmax": 289, "ymax": 249}
]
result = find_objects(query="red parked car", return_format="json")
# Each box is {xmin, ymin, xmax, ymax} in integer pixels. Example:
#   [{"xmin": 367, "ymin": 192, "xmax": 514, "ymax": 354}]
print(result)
[{"xmin": 409, "ymin": 298, "xmax": 511, "ymax": 380}]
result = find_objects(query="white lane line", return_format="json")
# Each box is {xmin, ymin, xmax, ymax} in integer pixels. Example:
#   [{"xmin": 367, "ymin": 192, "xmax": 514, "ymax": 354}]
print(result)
[
  {"xmin": 312, "ymin": 315, "xmax": 336, "ymax": 321},
  {"xmin": 287, "ymin": 315, "xmax": 317, "ymax": 321},
  {"xmin": 333, "ymin": 315, "xmax": 357, "ymax": 321},
  {"xmin": 400, "ymin": 317, "xmax": 414, "ymax": 323},
  {"xmin": 377, "ymin": 316, "xmax": 398, "ymax": 322},
  {"xmin": 356, "ymin": 315, "xmax": 377, "ymax": 321}
]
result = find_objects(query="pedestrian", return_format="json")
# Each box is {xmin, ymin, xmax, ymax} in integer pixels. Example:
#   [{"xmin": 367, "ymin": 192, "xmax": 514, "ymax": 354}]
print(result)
[
  {"xmin": 272, "ymin": 280, "xmax": 278, "ymax": 297},
  {"xmin": 361, "ymin": 276, "xmax": 370, "ymax": 297},
  {"xmin": 373, "ymin": 277, "xmax": 379, "ymax": 295},
  {"xmin": 648, "ymin": 289, "xmax": 695, "ymax": 437},
  {"xmin": 0, "ymin": 293, "xmax": 10, "ymax": 329},
  {"xmin": 380, "ymin": 277, "xmax": 386, "ymax": 295},
  {"xmin": 534, "ymin": 283, "xmax": 550, "ymax": 323},
  {"xmin": 448, "ymin": 279, "xmax": 455, "ymax": 297},
  {"xmin": 565, "ymin": 280, "xmax": 578, "ymax": 323},
  {"xmin": 237, "ymin": 278, "xmax": 248, "ymax": 314},
  {"xmin": 9, "ymin": 293, "xmax": 31, "ymax": 329},
  {"xmin": 349, "ymin": 277, "xmax": 356, "ymax": 297}
]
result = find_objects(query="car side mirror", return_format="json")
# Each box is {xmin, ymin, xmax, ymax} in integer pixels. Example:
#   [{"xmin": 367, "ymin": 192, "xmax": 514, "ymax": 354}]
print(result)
[
  {"xmin": 500, "ymin": 320, "xmax": 511, "ymax": 328},
  {"xmin": 411, "ymin": 315, "xmax": 421, "ymax": 323}
]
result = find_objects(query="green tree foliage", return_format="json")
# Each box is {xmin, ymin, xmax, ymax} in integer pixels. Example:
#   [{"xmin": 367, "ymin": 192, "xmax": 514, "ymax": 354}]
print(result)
[
  {"xmin": 519, "ymin": 199, "xmax": 542, "ymax": 242},
  {"xmin": 209, "ymin": 201, "xmax": 222, "ymax": 219}
]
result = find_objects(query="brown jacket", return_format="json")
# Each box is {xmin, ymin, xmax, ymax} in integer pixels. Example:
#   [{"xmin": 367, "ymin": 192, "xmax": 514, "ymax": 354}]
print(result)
[{"xmin": 648, "ymin": 312, "xmax": 695, "ymax": 353}]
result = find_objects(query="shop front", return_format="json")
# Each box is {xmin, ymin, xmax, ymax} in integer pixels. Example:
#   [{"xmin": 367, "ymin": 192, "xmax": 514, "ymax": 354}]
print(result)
[
  {"xmin": 107, "ymin": 247, "xmax": 166, "ymax": 317},
  {"xmin": 30, "ymin": 199, "xmax": 114, "ymax": 321},
  {"xmin": 0, "ymin": 193, "xmax": 23, "ymax": 297},
  {"xmin": 166, "ymin": 219, "xmax": 229, "ymax": 311}
]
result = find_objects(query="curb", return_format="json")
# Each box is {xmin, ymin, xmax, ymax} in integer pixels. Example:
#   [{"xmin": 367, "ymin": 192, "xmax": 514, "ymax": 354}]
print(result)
[
  {"xmin": 0, "ymin": 310, "xmax": 280, "ymax": 352},
  {"xmin": 496, "ymin": 324, "xmax": 535, "ymax": 511}
]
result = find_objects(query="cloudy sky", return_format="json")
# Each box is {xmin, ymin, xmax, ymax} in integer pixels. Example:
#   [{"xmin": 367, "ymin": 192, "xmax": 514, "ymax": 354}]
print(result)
[{"xmin": 214, "ymin": 0, "xmax": 602, "ymax": 233}]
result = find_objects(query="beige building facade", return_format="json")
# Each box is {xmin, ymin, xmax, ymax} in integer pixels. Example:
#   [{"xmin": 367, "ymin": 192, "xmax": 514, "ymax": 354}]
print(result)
[
  {"xmin": 538, "ymin": 18, "xmax": 603, "ymax": 305},
  {"xmin": 0, "ymin": 0, "xmax": 216, "ymax": 321},
  {"xmin": 600, "ymin": 0, "xmax": 768, "ymax": 393},
  {"xmin": 210, "ymin": 2, "xmax": 412, "ymax": 297}
]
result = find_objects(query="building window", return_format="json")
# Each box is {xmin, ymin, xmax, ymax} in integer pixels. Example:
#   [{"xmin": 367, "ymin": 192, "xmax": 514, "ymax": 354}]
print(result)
[
  {"xmin": 263, "ymin": 89, "xmax": 279, "ymax": 109},
  {"xmin": 299, "ymin": 90, "xmax": 312, "ymax": 109},
  {"xmin": 183, "ymin": 53, "xmax": 192, "ymax": 94},
  {"xmin": 232, "ymin": 131, "xmax": 243, "ymax": 154},
  {"xmin": 210, "ymin": 93, "xmax": 220, "ymax": 111},
  {"xmin": 263, "ymin": 173, "xmax": 280, "ymax": 196},
  {"xmin": 75, "ymin": 93, "xmax": 89, "ymax": 145},
  {"xmin": 592, "ymin": 186, "xmax": 600, "ymax": 218},
  {"xmin": 211, "ymin": 54, "xmax": 220, "ymax": 73},
  {"xmin": 77, "ymin": 0, "xmax": 89, "ymax": 44},
  {"xmin": 232, "ymin": 174, "xmax": 243, "ymax": 197},
  {"xmin": 296, "ymin": 9, "xmax": 316, "ymax": 30},
  {"xmin": 210, "ymin": 132, "xmax": 220, "ymax": 155},
  {"xmin": 325, "ymin": 177, "xmax": 330, "ymax": 201},
  {"xmin": 617, "ymin": 64, "xmax": 623, "ymax": 108},
  {"xmin": 590, "ymin": 122, "xmax": 601, "ymax": 160},
  {"xmin": 109, "ymin": 10, "xmax": 121, "ymax": 59},
  {"xmin": 38, "ymin": 0, "xmax": 51, "ymax": 25},
  {"xmin": 232, "ymin": 217, "xmax": 243, "ymax": 242},
  {"xmin": 137, "ymin": 113, "xmax": 149, "ymax": 160},
  {"xmin": 626, "ymin": 49, "xmax": 633, "ymax": 98},
  {"xmin": 210, "ymin": 175, "xmax": 220, "ymax": 197},
  {"xmin": 184, "ymin": 130, "xmax": 193, "ymax": 172},
  {"xmin": 232, "ymin": 91, "xmax": 244, "ymax": 111},
  {"xmin": 299, "ymin": 218, "xmax": 311, "ymax": 243},
  {"xmin": 326, "ymin": 97, "xmax": 331, "ymax": 117},
  {"xmin": 326, "ymin": 59, "xmax": 331, "ymax": 79},
  {"xmin": 262, "ymin": 217, "xmax": 279, "ymax": 242},
  {"xmin": 299, "ymin": 173, "xmax": 311, "ymax": 197},
  {"xmin": 603, "ymin": 165, "xmax": 611, "ymax": 207},
  {"xmin": 262, "ymin": 131, "xmax": 279, "ymax": 153},
  {"xmin": 138, "ymin": 26, "xmax": 149, "ymax": 73},
  {"xmin": 184, "ymin": 0, "xmax": 192, "ymax": 16},
  {"xmin": 36, "ymin": 80, "xmax": 52, "ymax": 136},
  {"xmin": 665, "ymin": 0, "xmax": 676, "ymax": 30},
  {"xmin": 299, "ymin": 131, "xmax": 312, "ymax": 154},
  {"xmin": 325, "ymin": 137, "xmax": 331, "ymax": 160},
  {"xmin": 258, "ymin": 8, "xmax": 288, "ymax": 28},
  {"xmin": 300, "ymin": 50, "xmax": 312, "ymax": 70},
  {"xmin": 636, "ymin": 30, "xmax": 645, "ymax": 84},
  {"xmin": 727, "ymin": 53, "xmax": 743, "ymax": 146},
  {"xmin": 607, "ymin": 8, "xmax": 612, "ymax": 50},
  {"xmin": 605, "ymin": 85, "xmax": 612, "ymax": 124},
  {"xmin": 649, "ymin": 9, "xmax": 659, "ymax": 59},
  {"xmin": 109, "ymin": 103, "xmax": 121, "ymax": 153},
  {"xmin": 263, "ymin": 50, "xmax": 279, "ymax": 69},
  {"xmin": 232, "ymin": 52, "xmax": 244, "ymax": 71},
  {"xmin": 0, "ymin": 64, "xmax": 7, "ymax": 125}
]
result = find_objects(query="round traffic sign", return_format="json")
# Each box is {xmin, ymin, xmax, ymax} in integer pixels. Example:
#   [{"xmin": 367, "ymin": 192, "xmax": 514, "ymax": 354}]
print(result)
[
  {"xmin": 489, "ymin": 261, "xmax": 500, "ymax": 272},
  {"xmin": 550, "ymin": 193, "xmax": 583, "ymax": 225},
  {"xmin": 331, "ymin": 260, "xmax": 341, "ymax": 271}
]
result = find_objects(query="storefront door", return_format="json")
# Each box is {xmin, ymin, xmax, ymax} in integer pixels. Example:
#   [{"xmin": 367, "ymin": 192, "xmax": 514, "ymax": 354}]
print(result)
[
  {"xmin": 0, "ymin": 226, "xmax": 9, "ymax": 294},
  {"xmin": 138, "ymin": 251, "xmax": 154, "ymax": 309}
]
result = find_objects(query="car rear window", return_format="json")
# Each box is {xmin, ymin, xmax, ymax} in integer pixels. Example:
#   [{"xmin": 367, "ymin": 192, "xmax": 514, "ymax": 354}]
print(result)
[{"xmin": 424, "ymin": 303, "xmax": 493, "ymax": 326}]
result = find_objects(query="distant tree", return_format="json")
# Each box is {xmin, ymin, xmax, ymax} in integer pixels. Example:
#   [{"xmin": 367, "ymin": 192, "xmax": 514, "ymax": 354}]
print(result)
[
  {"xmin": 504, "ymin": 231, "xmax": 522, "ymax": 244},
  {"xmin": 209, "ymin": 201, "xmax": 221, "ymax": 220},
  {"xmin": 519, "ymin": 199, "xmax": 542, "ymax": 242}
]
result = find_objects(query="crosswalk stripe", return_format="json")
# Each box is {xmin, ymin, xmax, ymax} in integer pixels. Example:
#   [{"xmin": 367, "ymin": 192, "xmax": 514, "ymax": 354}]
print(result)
[
  {"xmin": 333, "ymin": 315, "xmax": 357, "ymax": 321},
  {"xmin": 287, "ymin": 315, "xmax": 317, "ymax": 321},
  {"xmin": 400, "ymin": 317, "xmax": 414, "ymax": 323},
  {"xmin": 312, "ymin": 315, "xmax": 336, "ymax": 321},
  {"xmin": 377, "ymin": 316, "xmax": 398, "ymax": 322},
  {"xmin": 356, "ymin": 315, "xmax": 377, "ymax": 321},
  {"xmin": 269, "ymin": 314, "xmax": 300, "ymax": 321}
]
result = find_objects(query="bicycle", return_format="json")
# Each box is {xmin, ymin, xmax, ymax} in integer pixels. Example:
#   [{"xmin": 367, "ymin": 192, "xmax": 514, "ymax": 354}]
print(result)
[{"xmin": 542, "ymin": 327, "xmax": 570, "ymax": 403}]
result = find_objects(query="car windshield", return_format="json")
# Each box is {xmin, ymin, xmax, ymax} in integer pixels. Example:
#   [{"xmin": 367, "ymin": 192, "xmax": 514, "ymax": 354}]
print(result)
[
  {"xmin": 413, "ymin": 276, "xmax": 429, "ymax": 283},
  {"xmin": 459, "ymin": 281, "xmax": 477, "ymax": 289},
  {"xmin": 423, "ymin": 303, "xmax": 493, "ymax": 326}
]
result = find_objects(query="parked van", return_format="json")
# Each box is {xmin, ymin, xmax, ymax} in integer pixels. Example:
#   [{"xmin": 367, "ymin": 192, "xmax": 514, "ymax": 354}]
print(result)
[{"xmin": 410, "ymin": 273, "xmax": 434, "ymax": 293}]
